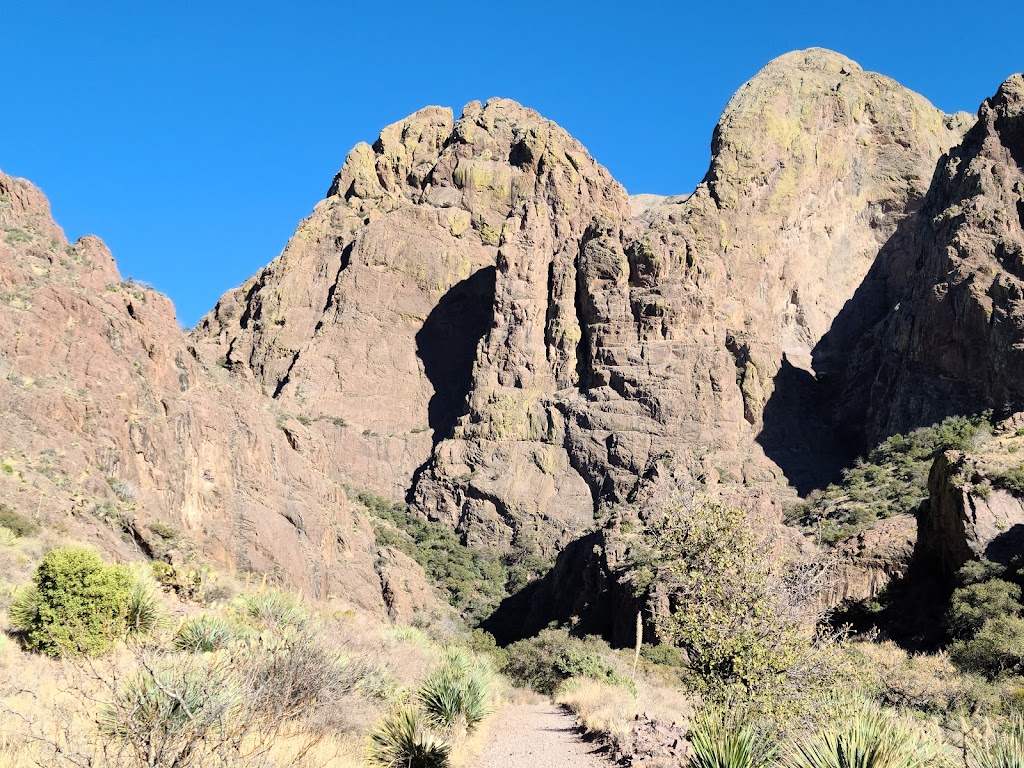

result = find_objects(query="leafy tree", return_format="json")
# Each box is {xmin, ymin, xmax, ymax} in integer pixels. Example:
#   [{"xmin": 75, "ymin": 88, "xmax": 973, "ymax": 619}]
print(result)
[
  {"xmin": 946, "ymin": 579, "xmax": 1022, "ymax": 639},
  {"xmin": 651, "ymin": 498, "xmax": 801, "ymax": 693}
]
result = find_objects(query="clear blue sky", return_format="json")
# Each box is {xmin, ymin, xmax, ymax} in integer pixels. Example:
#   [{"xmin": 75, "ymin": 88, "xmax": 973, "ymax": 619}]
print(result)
[{"xmin": 2, "ymin": 1, "xmax": 1021, "ymax": 327}]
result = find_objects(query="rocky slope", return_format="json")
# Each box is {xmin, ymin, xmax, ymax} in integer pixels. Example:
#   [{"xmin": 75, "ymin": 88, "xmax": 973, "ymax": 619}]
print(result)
[
  {"xmin": 0, "ymin": 172, "xmax": 439, "ymax": 620},
  {"xmin": 195, "ymin": 49, "xmax": 971, "ymax": 570}
]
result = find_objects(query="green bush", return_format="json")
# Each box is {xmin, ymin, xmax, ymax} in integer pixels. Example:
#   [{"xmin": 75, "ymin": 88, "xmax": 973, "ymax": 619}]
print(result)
[
  {"xmin": 688, "ymin": 706, "xmax": 776, "ymax": 768},
  {"xmin": 950, "ymin": 615, "xmax": 1024, "ymax": 679},
  {"xmin": 992, "ymin": 464, "xmax": 1024, "ymax": 496},
  {"xmin": 789, "ymin": 416, "xmax": 991, "ymax": 544},
  {"xmin": 368, "ymin": 707, "xmax": 450, "ymax": 768},
  {"xmin": 357, "ymin": 490, "xmax": 512, "ymax": 622},
  {"xmin": 0, "ymin": 505, "xmax": 38, "ymax": 538},
  {"xmin": 947, "ymin": 580, "xmax": 1023, "ymax": 638},
  {"xmin": 652, "ymin": 500, "xmax": 800, "ymax": 692},
  {"xmin": 503, "ymin": 628, "xmax": 629, "ymax": 695},
  {"xmin": 9, "ymin": 548, "xmax": 139, "ymax": 656}
]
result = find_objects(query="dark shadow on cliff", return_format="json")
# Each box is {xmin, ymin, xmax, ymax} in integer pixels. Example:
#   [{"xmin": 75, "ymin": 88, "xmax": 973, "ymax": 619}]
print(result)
[
  {"xmin": 481, "ymin": 529, "xmax": 643, "ymax": 647},
  {"xmin": 757, "ymin": 211, "xmax": 942, "ymax": 495},
  {"xmin": 986, "ymin": 523, "xmax": 1024, "ymax": 567},
  {"xmin": 415, "ymin": 267, "xmax": 495, "ymax": 444}
]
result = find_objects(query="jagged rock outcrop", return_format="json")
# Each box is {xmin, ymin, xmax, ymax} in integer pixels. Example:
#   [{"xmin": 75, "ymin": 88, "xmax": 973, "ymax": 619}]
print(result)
[
  {"xmin": 196, "ymin": 49, "xmax": 971, "ymax": 564},
  {"xmin": 916, "ymin": 419, "xmax": 1024, "ymax": 582},
  {"xmin": 0, "ymin": 171, "xmax": 441, "ymax": 621},
  {"xmin": 828, "ymin": 74, "xmax": 1024, "ymax": 445}
]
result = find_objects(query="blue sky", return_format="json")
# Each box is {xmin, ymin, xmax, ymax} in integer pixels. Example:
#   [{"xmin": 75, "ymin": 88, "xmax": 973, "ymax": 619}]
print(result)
[{"xmin": 2, "ymin": 1, "xmax": 1021, "ymax": 327}]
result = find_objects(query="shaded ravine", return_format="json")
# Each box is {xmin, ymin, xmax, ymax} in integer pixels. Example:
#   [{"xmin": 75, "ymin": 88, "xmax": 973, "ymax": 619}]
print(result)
[{"xmin": 473, "ymin": 703, "xmax": 612, "ymax": 768}]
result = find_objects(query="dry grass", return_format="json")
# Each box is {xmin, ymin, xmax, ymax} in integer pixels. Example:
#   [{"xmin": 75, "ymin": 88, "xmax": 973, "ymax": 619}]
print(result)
[
  {"xmin": 0, "ymin": 542, "xmax": 503, "ymax": 768},
  {"xmin": 555, "ymin": 676, "xmax": 694, "ymax": 742}
]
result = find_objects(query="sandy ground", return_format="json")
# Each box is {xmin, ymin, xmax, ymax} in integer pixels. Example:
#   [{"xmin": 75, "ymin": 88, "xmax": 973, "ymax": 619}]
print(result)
[{"xmin": 472, "ymin": 702, "xmax": 612, "ymax": 767}]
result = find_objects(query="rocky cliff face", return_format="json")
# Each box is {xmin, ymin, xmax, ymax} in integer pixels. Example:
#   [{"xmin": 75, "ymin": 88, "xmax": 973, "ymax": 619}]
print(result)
[
  {"xmin": 196, "ymin": 49, "xmax": 971, "ymax": 565},
  {"xmin": 827, "ymin": 74, "xmax": 1024, "ymax": 445},
  {"xmin": 0, "ymin": 172, "xmax": 439, "ymax": 621}
]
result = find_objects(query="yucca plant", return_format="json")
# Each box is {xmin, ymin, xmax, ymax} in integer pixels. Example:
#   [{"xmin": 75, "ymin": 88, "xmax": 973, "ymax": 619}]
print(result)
[
  {"xmin": 967, "ymin": 715, "xmax": 1024, "ymax": 768},
  {"xmin": 172, "ymin": 614, "xmax": 239, "ymax": 653},
  {"xmin": 417, "ymin": 650, "xmax": 492, "ymax": 732},
  {"xmin": 238, "ymin": 590, "xmax": 307, "ymax": 633},
  {"xmin": 368, "ymin": 707, "xmax": 450, "ymax": 768},
  {"xmin": 7, "ymin": 584, "xmax": 42, "ymax": 635},
  {"xmin": 688, "ymin": 706, "xmax": 776, "ymax": 768},
  {"xmin": 786, "ymin": 704, "xmax": 950, "ymax": 768},
  {"xmin": 126, "ymin": 578, "xmax": 164, "ymax": 636}
]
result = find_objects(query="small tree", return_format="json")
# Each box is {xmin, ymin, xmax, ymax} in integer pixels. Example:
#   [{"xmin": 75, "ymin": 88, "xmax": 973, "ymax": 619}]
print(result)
[
  {"xmin": 651, "ymin": 497, "xmax": 801, "ymax": 693},
  {"xmin": 10, "ymin": 547, "xmax": 136, "ymax": 656}
]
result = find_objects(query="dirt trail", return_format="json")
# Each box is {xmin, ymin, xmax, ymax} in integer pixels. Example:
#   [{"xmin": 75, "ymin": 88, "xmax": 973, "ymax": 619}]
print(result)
[{"xmin": 473, "ymin": 702, "xmax": 612, "ymax": 768}]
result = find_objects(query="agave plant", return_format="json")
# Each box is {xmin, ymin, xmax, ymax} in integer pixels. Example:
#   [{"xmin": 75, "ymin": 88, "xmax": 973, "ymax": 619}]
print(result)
[
  {"xmin": 786, "ymin": 704, "xmax": 950, "ymax": 768},
  {"xmin": 967, "ymin": 715, "xmax": 1024, "ymax": 768},
  {"xmin": 688, "ymin": 706, "xmax": 776, "ymax": 768},
  {"xmin": 368, "ymin": 707, "xmax": 450, "ymax": 768}
]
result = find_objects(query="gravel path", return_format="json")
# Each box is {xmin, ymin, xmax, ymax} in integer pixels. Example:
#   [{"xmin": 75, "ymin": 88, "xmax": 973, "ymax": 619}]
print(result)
[{"xmin": 473, "ymin": 702, "xmax": 612, "ymax": 767}]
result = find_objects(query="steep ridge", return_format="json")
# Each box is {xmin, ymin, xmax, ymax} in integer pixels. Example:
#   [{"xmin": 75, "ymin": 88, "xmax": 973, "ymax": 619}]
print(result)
[
  {"xmin": 0, "ymin": 172, "xmax": 439, "ymax": 620},
  {"xmin": 825, "ymin": 74, "xmax": 1024, "ymax": 444},
  {"xmin": 196, "ymin": 50, "xmax": 970, "ymax": 568}
]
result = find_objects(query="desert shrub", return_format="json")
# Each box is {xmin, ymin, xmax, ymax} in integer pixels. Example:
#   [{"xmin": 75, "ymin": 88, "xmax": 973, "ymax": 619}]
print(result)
[
  {"xmin": 784, "ymin": 702, "xmax": 951, "ymax": 768},
  {"xmin": 854, "ymin": 640, "xmax": 999, "ymax": 718},
  {"xmin": 947, "ymin": 580, "xmax": 1023, "ymax": 638},
  {"xmin": 9, "ymin": 548, "xmax": 139, "ymax": 656},
  {"xmin": 368, "ymin": 707, "xmax": 450, "ymax": 768},
  {"xmin": 950, "ymin": 615, "xmax": 1024, "ymax": 678},
  {"xmin": 789, "ymin": 416, "xmax": 991, "ymax": 543},
  {"xmin": 503, "ymin": 628, "xmax": 629, "ymax": 695},
  {"xmin": 417, "ymin": 649, "xmax": 492, "ymax": 731},
  {"xmin": 0, "ymin": 527, "xmax": 16, "ymax": 547},
  {"xmin": 100, "ymin": 656, "xmax": 242, "ymax": 768},
  {"xmin": 651, "ymin": 498, "xmax": 801, "ymax": 693},
  {"xmin": 688, "ymin": 705, "xmax": 776, "ymax": 768},
  {"xmin": 967, "ymin": 714, "xmax": 1024, "ymax": 768},
  {"xmin": 992, "ymin": 464, "xmax": 1024, "ymax": 496},
  {"xmin": 173, "ymin": 614, "xmax": 241, "ymax": 652},
  {"xmin": 357, "ymin": 490, "xmax": 509, "ymax": 622},
  {"xmin": 0, "ymin": 505, "xmax": 38, "ymax": 537}
]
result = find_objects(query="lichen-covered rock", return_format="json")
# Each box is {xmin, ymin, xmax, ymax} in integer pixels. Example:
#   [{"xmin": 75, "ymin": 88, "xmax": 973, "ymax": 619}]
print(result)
[
  {"xmin": 195, "ymin": 50, "xmax": 970, "ymax": 565},
  {"xmin": 828, "ymin": 74, "xmax": 1024, "ymax": 444}
]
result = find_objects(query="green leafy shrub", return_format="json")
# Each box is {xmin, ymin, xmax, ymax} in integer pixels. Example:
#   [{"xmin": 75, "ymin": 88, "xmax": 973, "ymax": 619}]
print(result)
[
  {"xmin": 947, "ymin": 580, "xmax": 1023, "ymax": 638},
  {"xmin": 789, "ymin": 416, "xmax": 990, "ymax": 544},
  {"xmin": 0, "ymin": 505, "xmax": 38, "ymax": 537},
  {"xmin": 357, "ymin": 490, "xmax": 511, "ymax": 622},
  {"xmin": 503, "ymin": 628, "xmax": 630, "ymax": 695},
  {"xmin": 950, "ymin": 615, "xmax": 1024, "ymax": 679},
  {"xmin": 9, "ymin": 548, "xmax": 139, "ymax": 656},
  {"xmin": 368, "ymin": 707, "xmax": 450, "ymax": 768},
  {"xmin": 992, "ymin": 464, "xmax": 1024, "ymax": 496},
  {"xmin": 785, "ymin": 703, "xmax": 950, "ymax": 768},
  {"xmin": 652, "ymin": 499, "xmax": 800, "ymax": 692},
  {"xmin": 688, "ymin": 706, "xmax": 776, "ymax": 768}
]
